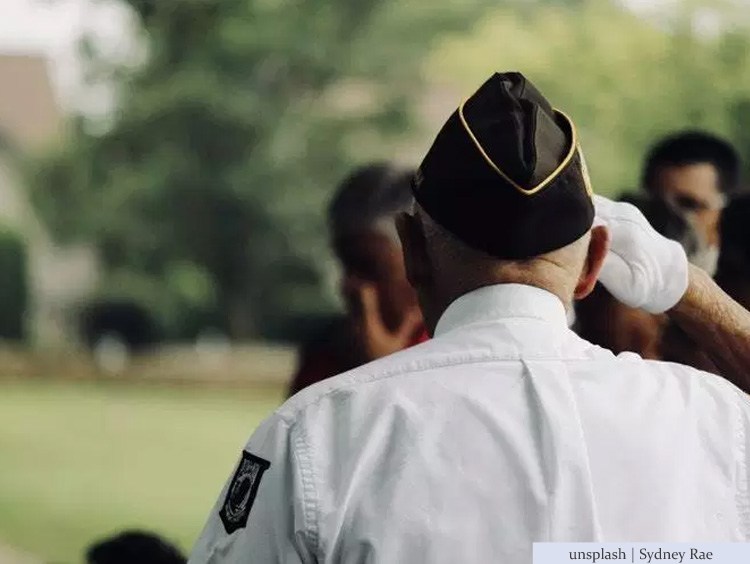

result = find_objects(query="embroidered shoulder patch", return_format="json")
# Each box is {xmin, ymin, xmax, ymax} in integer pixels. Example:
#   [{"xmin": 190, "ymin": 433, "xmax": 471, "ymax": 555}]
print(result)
[{"xmin": 219, "ymin": 451, "xmax": 271, "ymax": 534}]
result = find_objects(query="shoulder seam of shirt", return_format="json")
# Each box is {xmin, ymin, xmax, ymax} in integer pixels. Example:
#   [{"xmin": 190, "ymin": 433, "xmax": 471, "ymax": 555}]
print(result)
[
  {"xmin": 278, "ymin": 346, "xmax": 741, "ymax": 423},
  {"xmin": 276, "ymin": 348, "xmax": 602, "ymax": 422}
]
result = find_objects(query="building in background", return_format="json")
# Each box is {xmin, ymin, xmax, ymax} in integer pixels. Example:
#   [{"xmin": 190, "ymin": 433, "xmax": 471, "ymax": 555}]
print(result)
[{"xmin": 0, "ymin": 53, "xmax": 99, "ymax": 347}]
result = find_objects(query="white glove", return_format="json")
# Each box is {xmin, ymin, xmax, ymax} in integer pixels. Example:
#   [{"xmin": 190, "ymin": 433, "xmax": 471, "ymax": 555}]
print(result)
[{"xmin": 594, "ymin": 195, "xmax": 689, "ymax": 314}]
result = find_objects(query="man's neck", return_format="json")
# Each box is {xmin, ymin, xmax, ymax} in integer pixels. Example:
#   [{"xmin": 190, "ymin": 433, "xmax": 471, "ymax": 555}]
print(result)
[{"xmin": 424, "ymin": 277, "xmax": 573, "ymax": 336}]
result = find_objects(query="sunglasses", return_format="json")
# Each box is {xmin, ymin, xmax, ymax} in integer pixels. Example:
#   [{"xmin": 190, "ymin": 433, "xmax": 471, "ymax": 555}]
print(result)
[{"xmin": 667, "ymin": 193, "xmax": 726, "ymax": 213}]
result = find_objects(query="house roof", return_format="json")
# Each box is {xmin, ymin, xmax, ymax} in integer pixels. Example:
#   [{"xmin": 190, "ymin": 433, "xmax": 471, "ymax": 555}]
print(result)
[{"xmin": 0, "ymin": 53, "xmax": 62, "ymax": 151}]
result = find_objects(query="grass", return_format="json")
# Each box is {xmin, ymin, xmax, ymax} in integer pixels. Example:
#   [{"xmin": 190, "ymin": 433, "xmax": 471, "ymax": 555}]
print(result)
[{"xmin": 0, "ymin": 379, "xmax": 284, "ymax": 563}]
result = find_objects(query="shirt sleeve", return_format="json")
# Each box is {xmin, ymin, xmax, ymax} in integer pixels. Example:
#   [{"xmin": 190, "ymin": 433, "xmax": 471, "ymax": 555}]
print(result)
[{"xmin": 188, "ymin": 414, "xmax": 318, "ymax": 563}]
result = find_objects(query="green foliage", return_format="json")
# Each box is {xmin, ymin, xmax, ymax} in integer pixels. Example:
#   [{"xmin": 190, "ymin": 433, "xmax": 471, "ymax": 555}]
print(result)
[
  {"xmin": 0, "ymin": 229, "xmax": 28, "ymax": 340},
  {"xmin": 28, "ymin": 0, "xmax": 750, "ymax": 341},
  {"xmin": 28, "ymin": 0, "xmax": 492, "ymax": 340}
]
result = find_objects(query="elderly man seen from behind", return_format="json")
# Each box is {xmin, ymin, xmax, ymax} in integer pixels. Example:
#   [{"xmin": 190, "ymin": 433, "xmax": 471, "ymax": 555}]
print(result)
[{"xmin": 190, "ymin": 72, "xmax": 750, "ymax": 564}]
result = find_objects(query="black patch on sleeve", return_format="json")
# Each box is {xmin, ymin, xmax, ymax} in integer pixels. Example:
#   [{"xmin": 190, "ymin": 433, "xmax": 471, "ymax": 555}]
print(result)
[{"xmin": 219, "ymin": 451, "xmax": 271, "ymax": 534}]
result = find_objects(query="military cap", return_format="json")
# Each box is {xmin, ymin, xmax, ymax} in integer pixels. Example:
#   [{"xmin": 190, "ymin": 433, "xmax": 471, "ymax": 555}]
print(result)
[{"xmin": 412, "ymin": 71, "xmax": 594, "ymax": 259}]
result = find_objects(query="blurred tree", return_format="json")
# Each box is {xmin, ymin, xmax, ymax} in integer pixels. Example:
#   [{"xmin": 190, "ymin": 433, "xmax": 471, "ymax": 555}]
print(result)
[
  {"xmin": 28, "ymin": 0, "xmax": 492, "ymax": 340},
  {"xmin": 32, "ymin": 0, "xmax": 750, "ymax": 343}
]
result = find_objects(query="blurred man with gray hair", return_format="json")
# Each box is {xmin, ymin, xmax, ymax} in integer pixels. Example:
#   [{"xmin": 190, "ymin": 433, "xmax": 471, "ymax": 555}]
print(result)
[{"xmin": 287, "ymin": 163, "xmax": 427, "ymax": 396}]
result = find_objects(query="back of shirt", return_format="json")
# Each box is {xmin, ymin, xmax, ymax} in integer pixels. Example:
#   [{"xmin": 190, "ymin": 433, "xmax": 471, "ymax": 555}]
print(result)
[{"xmin": 189, "ymin": 285, "xmax": 750, "ymax": 564}]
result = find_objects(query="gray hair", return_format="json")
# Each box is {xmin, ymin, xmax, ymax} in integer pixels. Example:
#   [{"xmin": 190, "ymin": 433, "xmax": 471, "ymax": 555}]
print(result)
[
  {"xmin": 416, "ymin": 202, "xmax": 592, "ymax": 314},
  {"xmin": 328, "ymin": 163, "xmax": 415, "ymax": 241}
]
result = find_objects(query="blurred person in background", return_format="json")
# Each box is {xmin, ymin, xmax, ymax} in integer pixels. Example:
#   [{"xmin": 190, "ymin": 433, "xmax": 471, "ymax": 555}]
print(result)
[
  {"xmin": 642, "ymin": 130, "xmax": 742, "ymax": 275},
  {"xmin": 287, "ymin": 163, "xmax": 426, "ymax": 397},
  {"xmin": 86, "ymin": 530, "xmax": 185, "ymax": 564},
  {"xmin": 190, "ymin": 72, "xmax": 750, "ymax": 563},
  {"xmin": 575, "ymin": 192, "xmax": 702, "ymax": 359}
]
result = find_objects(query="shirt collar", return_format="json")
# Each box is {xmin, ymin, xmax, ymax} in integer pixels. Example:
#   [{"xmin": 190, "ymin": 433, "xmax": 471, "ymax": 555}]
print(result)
[{"xmin": 434, "ymin": 283, "xmax": 569, "ymax": 337}]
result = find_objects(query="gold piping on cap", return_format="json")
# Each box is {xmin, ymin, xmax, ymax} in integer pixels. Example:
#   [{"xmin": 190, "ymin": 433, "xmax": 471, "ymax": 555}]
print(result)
[
  {"xmin": 457, "ymin": 100, "xmax": 580, "ymax": 197},
  {"xmin": 577, "ymin": 144, "xmax": 594, "ymax": 197}
]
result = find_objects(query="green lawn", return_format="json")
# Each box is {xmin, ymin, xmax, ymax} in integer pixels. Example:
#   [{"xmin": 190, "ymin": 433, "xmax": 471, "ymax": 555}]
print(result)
[{"xmin": 0, "ymin": 379, "xmax": 284, "ymax": 563}]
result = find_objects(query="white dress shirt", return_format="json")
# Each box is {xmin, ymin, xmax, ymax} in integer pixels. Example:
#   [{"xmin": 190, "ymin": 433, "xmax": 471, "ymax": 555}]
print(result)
[{"xmin": 189, "ymin": 284, "xmax": 750, "ymax": 563}]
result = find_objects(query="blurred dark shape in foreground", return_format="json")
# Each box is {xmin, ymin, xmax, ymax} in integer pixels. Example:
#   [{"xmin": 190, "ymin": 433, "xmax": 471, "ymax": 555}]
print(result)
[{"xmin": 86, "ymin": 530, "xmax": 185, "ymax": 564}]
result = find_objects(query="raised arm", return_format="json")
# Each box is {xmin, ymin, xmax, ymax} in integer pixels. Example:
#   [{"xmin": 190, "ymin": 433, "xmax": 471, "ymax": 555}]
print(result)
[
  {"xmin": 668, "ymin": 264, "xmax": 750, "ymax": 391},
  {"xmin": 594, "ymin": 195, "xmax": 750, "ymax": 391}
]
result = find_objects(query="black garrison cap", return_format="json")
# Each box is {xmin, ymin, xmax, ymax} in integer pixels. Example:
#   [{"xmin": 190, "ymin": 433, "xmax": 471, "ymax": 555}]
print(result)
[{"xmin": 412, "ymin": 72, "xmax": 594, "ymax": 260}]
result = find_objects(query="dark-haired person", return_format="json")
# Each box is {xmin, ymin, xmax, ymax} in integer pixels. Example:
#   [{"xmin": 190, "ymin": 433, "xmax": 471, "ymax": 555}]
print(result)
[
  {"xmin": 642, "ymin": 130, "xmax": 742, "ymax": 274},
  {"xmin": 190, "ymin": 73, "xmax": 750, "ymax": 563},
  {"xmin": 87, "ymin": 530, "xmax": 185, "ymax": 564},
  {"xmin": 287, "ymin": 163, "xmax": 427, "ymax": 397}
]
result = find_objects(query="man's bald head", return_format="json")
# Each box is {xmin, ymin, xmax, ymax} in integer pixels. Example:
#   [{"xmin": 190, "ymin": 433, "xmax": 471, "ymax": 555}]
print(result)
[
  {"xmin": 419, "ymin": 204, "xmax": 590, "ymax": 290},
  {"xmin": 398, "ymin": 204, "xmax": 605, "ymax": 334}
]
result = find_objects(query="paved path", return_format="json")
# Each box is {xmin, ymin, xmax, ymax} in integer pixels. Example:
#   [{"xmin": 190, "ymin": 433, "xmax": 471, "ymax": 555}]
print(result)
[{"xmin": 0, "ymin": 542, "xmax": 41, "ymax": 564}]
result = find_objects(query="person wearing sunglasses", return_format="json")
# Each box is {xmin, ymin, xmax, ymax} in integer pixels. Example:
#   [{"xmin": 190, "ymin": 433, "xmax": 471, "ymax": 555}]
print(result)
[{"xmin": 641, "ymin": 130, "xmax": 742, "ymax": 274}]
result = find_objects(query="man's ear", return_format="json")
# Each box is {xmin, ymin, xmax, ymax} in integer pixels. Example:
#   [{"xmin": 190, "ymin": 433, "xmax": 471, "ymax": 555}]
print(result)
[
  {"xmin": 574, "ymin": 225, "xmax": 610, "ymax": 300},
  {"xmin": 395, "ymin": 212, "xmax": 431, "ymax": 290}
]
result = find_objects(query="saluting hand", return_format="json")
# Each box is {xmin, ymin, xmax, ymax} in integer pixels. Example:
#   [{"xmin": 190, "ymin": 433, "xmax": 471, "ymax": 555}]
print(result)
[{"xmin": 594, "ymin": 195, "xmax": 689, "ymax": 314}]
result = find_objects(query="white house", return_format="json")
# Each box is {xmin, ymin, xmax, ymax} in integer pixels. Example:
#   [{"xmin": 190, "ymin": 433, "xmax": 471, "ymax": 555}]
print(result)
[{"xmin": 0, "ymin": 53, "xmax": 99, "ymax": 347}]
